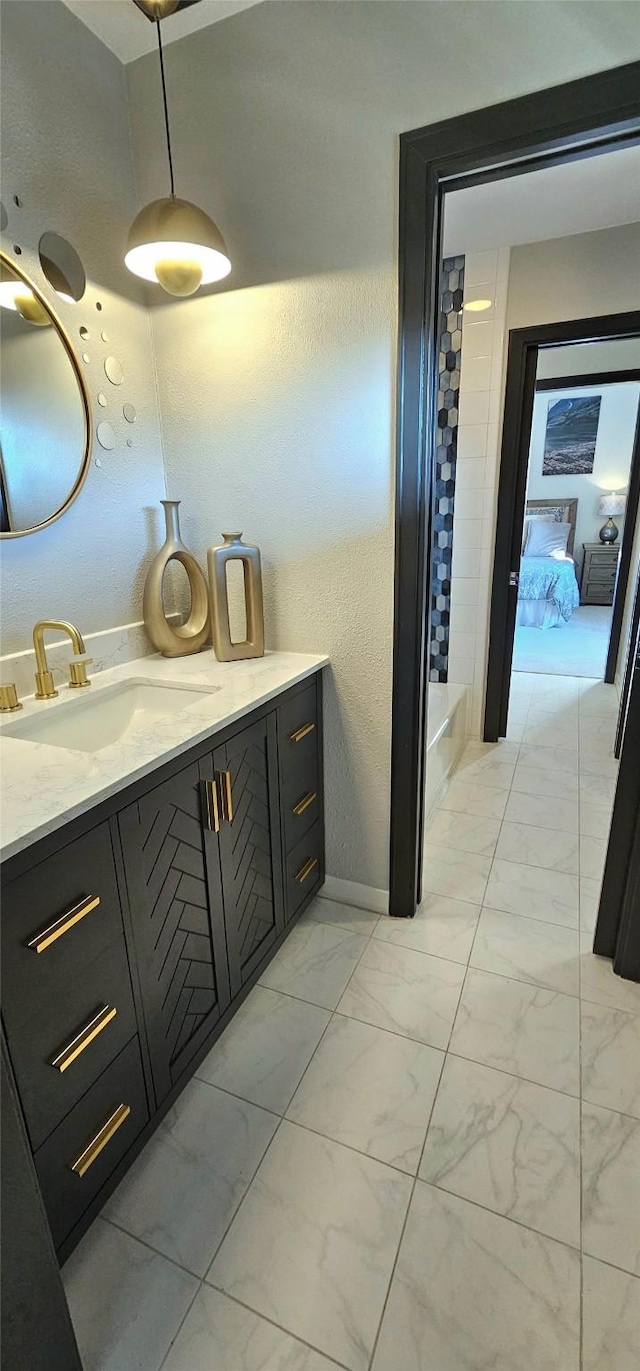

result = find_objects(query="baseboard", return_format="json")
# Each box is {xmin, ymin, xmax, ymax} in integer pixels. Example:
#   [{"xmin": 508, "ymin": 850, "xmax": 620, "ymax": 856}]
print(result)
[{"xmin": 321, "ymin": 875, "xmax": 389, "ymax": 916}]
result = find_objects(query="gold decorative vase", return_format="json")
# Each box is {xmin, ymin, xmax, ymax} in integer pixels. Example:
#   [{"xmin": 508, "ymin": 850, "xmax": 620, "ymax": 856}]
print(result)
[
  {"xmin": 207, "ymin": 532, "xmax": 265, "ymax": 662},
  {"xmin": 143, "ymin": 500, "xmax": 210, "ymax": 657}
]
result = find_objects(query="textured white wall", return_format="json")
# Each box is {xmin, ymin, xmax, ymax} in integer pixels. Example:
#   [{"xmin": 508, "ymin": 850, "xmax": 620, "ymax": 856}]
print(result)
[
  {"xmin": 126, "ymin": 1, "xmax": 640, "ymax": 889},
  {"xmin": 0, "ymin": 0, "xmax": 167, "ymax": 655}
]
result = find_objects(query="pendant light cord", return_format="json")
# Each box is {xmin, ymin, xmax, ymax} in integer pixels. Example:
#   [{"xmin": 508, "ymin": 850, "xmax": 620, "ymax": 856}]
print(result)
[{"xmin": 156, "ymin": 20, "xmax": 176, "ymax": 198}]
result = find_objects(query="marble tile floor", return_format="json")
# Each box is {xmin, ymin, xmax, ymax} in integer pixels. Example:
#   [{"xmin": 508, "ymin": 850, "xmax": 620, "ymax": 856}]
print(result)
[{"xmin": 63, "ymin": 672, "xmax": 640, "ymax": 1370}]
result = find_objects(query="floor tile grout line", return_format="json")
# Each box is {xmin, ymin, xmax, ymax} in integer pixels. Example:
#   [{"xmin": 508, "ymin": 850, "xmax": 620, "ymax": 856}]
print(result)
[
  {"xmin": 101, "ymin": 1214, "xmax": 203, "ymax": 1281},
  {"xmin": 203, "ymin": 1280, "xmax": 355, "ymax": 1371},
  {"xmin": 365, "ymin": 1057, "xmax": 447, "ymax": 1371},
  {"xmin": 157, "ymin": 1278, "xmax": 203, "ymax": 1371}
]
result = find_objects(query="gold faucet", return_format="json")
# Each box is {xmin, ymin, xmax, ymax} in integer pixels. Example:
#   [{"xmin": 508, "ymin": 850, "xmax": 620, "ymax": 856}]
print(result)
[{"xmin": 32, "ymin": 621, "xmax": 92, "ymax": 699}]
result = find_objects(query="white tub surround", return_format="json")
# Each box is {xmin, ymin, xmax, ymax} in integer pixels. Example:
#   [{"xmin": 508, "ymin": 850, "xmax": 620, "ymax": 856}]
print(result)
[
  {"xmin": 424, "ymin": 682, "xmax": 468, "ymax": 822},
  {"xmin": 0, "ymin": 650, "xmax": 327, "ymax": 861}
]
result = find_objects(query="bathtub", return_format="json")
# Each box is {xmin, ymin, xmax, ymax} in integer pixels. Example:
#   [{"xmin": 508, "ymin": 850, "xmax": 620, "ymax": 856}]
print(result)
[{"xmin": 423, "ymin": 681, "xmax": 468, "ymax": 821}]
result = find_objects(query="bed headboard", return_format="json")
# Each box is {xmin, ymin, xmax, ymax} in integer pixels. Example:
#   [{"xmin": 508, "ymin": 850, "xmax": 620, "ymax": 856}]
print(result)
[{"xmin": 525, "ymin": 498, "xmax": 578, "ymax": 556}]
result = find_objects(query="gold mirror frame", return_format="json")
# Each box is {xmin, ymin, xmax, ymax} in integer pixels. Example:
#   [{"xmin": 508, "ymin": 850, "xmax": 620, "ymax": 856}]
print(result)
[{"xmin": 0, "ymin": 248, "xmax": 92, "ymax": 539}]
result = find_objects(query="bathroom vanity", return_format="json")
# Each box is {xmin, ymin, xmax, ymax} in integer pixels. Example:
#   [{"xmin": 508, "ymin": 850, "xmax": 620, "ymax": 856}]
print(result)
[{"xmin": 0, "ymin": 650, "xmax": 326, "ymax": 1363}]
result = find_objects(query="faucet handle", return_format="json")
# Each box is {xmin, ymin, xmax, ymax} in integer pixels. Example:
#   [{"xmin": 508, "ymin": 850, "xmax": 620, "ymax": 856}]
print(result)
[
  {"xmin": 68, "ymin": 658, "xmax": 93, "ymax": 689},
  {"xmin": 0, "ymin": 682, "xmax": 22, "ymax": 713}
]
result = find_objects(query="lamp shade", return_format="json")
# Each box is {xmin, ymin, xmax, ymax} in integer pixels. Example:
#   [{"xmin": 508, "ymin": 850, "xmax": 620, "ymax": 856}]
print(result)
[
  {"xmin": 124, "ymin": 196, "xmax": 231, "ymax": 297},
  {"xmin": 597, "ymin": 493, "xmax": 627, "ymax": 518},
  {"xmin": 0, "ymin": 264, "xmax": 50, "ymax": 326}
]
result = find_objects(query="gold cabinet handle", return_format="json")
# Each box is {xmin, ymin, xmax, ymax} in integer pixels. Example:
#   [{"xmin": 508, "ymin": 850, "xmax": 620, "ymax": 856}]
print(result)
[
  {"xmin": 290, "ymin": 722, "xmax": 315, "ymax": 743},
  {"xmin": 51, "ymin": 1005, "xmax": 117, "ymax": 1074},
  {"xmin": 27, "ymin": 895, "xmax": 100, "ymax": 954},
  {"xmin": 203, "ymin": 778, "xmax": 220, "ymax": 833},
  {"xmin": 295, "ymin": 856, "xmax": 318, "ymax": 884},
  {"xmin": 292, "ymin": 791, "xmax": 317, "ymax": 817},
  {"xmin": 70, "ymin": 1103, "xmax": 131, "ymax": 1177},
  {"xmin": 219, "ymin": 769, "xmax": 234, "ymax": 823}
]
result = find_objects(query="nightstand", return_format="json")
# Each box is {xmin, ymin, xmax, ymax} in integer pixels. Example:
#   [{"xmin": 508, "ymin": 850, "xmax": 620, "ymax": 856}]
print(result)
[{"xmin": 581, "ymin": 542, "xmax": 620, "ymax": 606}]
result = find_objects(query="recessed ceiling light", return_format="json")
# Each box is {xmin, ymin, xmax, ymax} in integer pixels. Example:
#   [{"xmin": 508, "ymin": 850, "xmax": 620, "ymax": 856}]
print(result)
[{"xmin": 464, "ymin": 299, "xmax": 492, "ymax": 312}]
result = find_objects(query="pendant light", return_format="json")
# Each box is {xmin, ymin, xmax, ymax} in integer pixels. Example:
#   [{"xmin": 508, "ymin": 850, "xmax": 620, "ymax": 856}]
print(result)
[
  {"xmin": 125, "ymin": 4, "xmax": 231, "ymax": 297},
  {"xmin": 0, "ymin": 264, "xmax": 51, "ymax": 326}
]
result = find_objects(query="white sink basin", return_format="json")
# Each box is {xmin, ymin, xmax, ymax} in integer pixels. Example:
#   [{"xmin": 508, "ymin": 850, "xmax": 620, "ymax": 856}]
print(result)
[{"xmin": 3, "ymin": 678, "xmax": 219, "ymax": 753}]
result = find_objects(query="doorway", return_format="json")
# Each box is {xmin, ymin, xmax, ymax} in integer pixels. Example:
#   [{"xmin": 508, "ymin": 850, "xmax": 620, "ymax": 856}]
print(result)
[
  {"xmin": 389, "ymin": 62, "xmax": 640, "ymax": 953},
  {"xmin": 485, "ymin": 317, "xmax": 640, "ymax": 740}
]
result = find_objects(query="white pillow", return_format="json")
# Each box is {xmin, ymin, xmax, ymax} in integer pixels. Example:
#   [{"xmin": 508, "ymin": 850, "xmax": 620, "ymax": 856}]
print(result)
[
  {"xmin": 524, "ymin": 519, "xmax": 571, "ymax": 559},
  {"xmin": 522, "ymin": 513, "xmax": 555, "ymax": 553}
]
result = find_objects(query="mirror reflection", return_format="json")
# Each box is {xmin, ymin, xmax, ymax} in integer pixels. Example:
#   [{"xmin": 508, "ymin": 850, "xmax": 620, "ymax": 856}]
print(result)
[{"xmin": 0, "ymin": 256, "xmax": 89, "ymax": 535}]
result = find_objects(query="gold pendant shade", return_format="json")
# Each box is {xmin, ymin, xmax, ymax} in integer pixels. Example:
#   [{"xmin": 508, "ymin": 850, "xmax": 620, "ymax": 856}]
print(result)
[
  {"xmin": 125, "ymin": 196, "xmax": 231, "ymax": 296},
  {"xmin": 0, "ymin": 264, "xmax": 51, "ymax": 326},
  {"xmin": 124, "ymin": 4, "xmax": 231, "ymax": 297}
]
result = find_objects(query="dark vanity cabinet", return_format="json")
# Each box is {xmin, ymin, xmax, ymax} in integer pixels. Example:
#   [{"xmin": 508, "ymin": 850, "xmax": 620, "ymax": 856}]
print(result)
[
  {"xmin": 119, "ymin": 711, "xmax": 287, "ymax": 1106},
  {"xmin": 1, "ymin": 671, "xmax": 324, "ymax": 1272},
  {"xmin": 119, "ymin": 757, "xmax": 233, "ymax": 1108}
]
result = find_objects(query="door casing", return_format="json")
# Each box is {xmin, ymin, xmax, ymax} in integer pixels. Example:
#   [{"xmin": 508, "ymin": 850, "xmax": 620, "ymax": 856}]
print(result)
[
  {"xmin": 390, "ymin": 61, "xmax": 640, "ymax": 919},
  {"xmin": 484, "ymin": 313, "xmax": 640, "ymax": 743}
]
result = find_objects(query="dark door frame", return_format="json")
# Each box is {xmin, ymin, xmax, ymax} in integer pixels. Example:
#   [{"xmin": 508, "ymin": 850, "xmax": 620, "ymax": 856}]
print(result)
[
  {"xmin": 484, "ymin": 313, "xmax": 640, "ymax": 742},
  {"xmin": 389, "ymin": 60, "xmax": 640, "ymax": 919},
  {"xmin": 615, "ymin": 565, "xmax": 640, "ymax": 759},
  {"xmin": 595, "ymin": 620, "xmax": 640, "ymax": 981}
]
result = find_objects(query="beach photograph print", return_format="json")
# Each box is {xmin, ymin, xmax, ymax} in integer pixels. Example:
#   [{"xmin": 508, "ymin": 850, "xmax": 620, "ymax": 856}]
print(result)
[{"xmin": 542, "ymin": 394, "xmax": 602, "ymax": 475}]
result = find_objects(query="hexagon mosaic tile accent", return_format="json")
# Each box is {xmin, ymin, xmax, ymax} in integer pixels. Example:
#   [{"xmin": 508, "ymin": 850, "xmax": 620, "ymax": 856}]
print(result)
[{"xmin": 430, "ymin": 255, "xmax": 465, "ymax": 682}]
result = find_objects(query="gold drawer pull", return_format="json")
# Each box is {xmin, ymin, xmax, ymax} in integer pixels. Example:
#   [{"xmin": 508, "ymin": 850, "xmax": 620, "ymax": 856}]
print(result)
[
  {"xmin": 290, "ymin": 721, "xmax": 315, "ymax": 743},
  {"xmin": 70, "ymin": 1103, "xmax": 131, "ymax": 1177},
  {"xmin": 295, "ymin": 856, "xmax": 318, "ymax": 884},
  {"xmin": 27, "ymin": 895, "xmax": 100, "ymax": 954},
  {"xmin": 220, "ymin": 769, "xmax": 234, "ymax": 823},
  {"xmin": 204, "ymin": 778, "xmax": 220, "ymax": 833},
  {"xmin": 293, "ymin": 791, "xmax": 317, "ymax": 817},
  {"xmin": 51, "ymin": 1005, "xmax": 117, "ymax": 1074}
]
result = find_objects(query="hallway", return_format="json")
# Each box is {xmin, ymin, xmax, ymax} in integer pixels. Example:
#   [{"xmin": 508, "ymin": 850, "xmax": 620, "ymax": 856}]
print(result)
[{"xmin": 64, "ymin": 674, "xmax": 639, "ymax": 1371}]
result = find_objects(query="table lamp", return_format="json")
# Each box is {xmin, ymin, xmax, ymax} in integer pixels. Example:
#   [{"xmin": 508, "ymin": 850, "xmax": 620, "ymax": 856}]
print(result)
[{"xmin": 597, "ymin": 492, "xmax": 626, "ymax": 544}]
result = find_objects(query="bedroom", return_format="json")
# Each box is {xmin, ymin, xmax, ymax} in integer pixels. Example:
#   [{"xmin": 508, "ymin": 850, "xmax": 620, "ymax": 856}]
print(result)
[{"xmin": 514, "ymin": 344, "xmax": 640, "ymax": 680}]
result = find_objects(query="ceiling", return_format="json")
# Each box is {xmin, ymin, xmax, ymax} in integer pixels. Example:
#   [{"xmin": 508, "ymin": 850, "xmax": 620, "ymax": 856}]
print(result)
[
  {"xmin": 444, "ymin": 144, "xmax": 640, "ymax": 253},
  {"xmin": 61, "ymin": 0, "xmax": 262, "ymax": 63}
]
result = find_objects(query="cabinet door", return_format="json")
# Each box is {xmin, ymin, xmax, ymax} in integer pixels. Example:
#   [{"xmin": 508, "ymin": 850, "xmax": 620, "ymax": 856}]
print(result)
[
  {"xmin": 119, "ymin": 761, "xmax": 231, "ymax": 1105},
  {"xmin": 211, "ymin": 714, "xmax": 285, "ymax": 998}
]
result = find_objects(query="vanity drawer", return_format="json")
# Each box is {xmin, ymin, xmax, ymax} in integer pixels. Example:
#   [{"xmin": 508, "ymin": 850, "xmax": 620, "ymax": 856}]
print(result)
[
  {"xmin": 1, "ymin": 820, "xmax": 137, "ymax": 1148},
  {"xmin": 283, "ymin": 755, "xmax": 320, "ymax": 851},
  {"xmin": 278, "ymin": 681, "xmax": 320, "ymax": 809},
  {"xmin": 4, "ymin": 935, "xmax": 137, "ymax": 1153},
  {"xmin": 34, "ymin": 1037, "xmax": 148, "ymax": 1253},
  {"xmin": 1, "ymin": 821, "xmax": 128, "ymax": 1001},
  {"xmin": 285, "ymin": 820, "xmax": 324, "ymax": 921}
]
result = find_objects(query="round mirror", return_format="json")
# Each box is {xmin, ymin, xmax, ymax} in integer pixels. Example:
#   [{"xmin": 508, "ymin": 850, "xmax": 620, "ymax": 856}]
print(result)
[{"xmin": 0, "ymin": 252, "xmax": 91, "ymax": 537}]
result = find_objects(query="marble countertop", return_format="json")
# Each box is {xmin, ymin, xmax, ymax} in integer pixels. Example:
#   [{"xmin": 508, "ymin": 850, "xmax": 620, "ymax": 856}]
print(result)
[{"xmin": 0, "ymin": 649, "xmax": 328, "ymax": 863}]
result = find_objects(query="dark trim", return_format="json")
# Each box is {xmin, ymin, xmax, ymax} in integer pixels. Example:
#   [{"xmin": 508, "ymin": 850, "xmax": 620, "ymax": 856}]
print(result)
[
  {"xmin": 484, "ymin": 312, "xmax": 640, "ymax": 740},
  {"xmin": 390, "ymin": 61, "xmax": 640, "ymax": 917},
  {"xmin": 536, "ymin": 368, "xmax": 640, "ymax": 391},
  {"xmin": 615, "ymin": 566, "xmax": 640, "ymax": 758},
  {"xmin": 484, "ymin": 330, "xmax": 538, "ymax": 741},
  {"xmin": 594, "ymin": 633, "xmax": 640, "ymax": 976},
  {"xmin": 605, "ymin": 399, "xmax": 640, "ymax": 683}
]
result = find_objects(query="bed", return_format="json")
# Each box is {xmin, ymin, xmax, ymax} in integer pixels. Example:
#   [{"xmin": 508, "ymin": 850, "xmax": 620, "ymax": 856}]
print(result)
[{"xmin": 517, "ymin": 498, "xmax": 580, "ymax": 629}]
